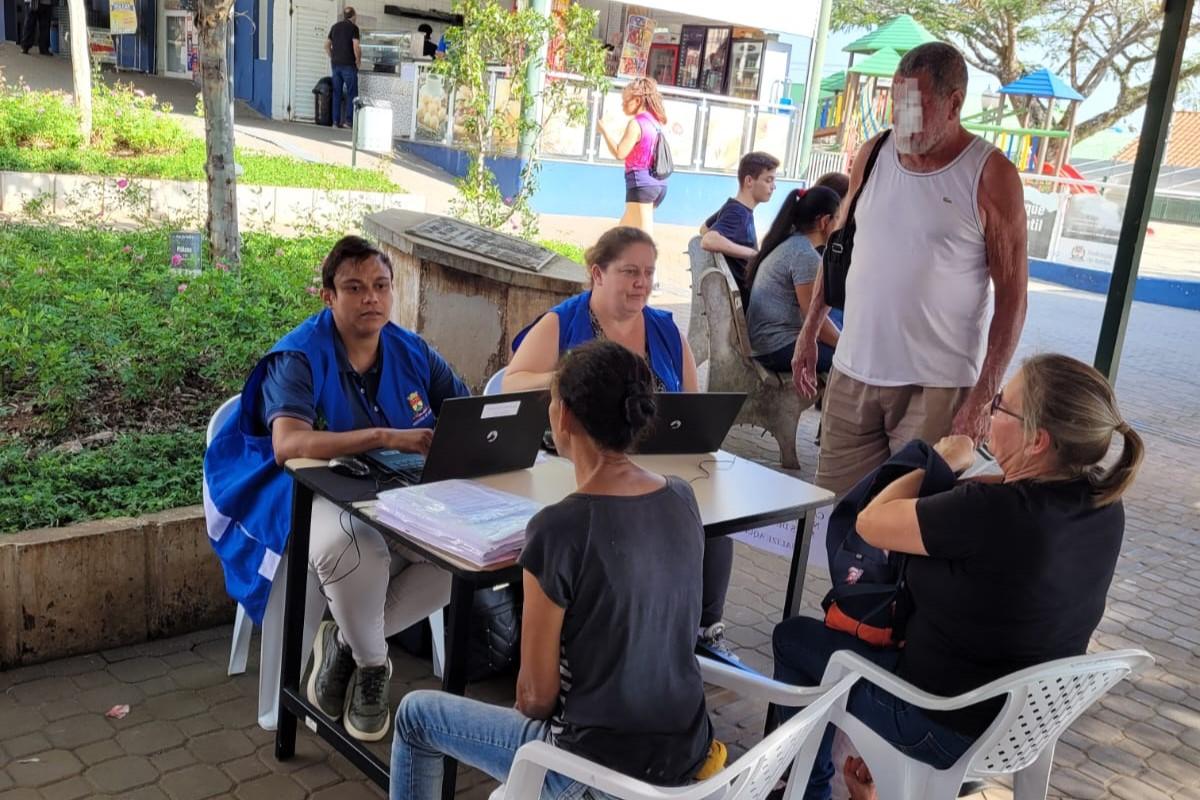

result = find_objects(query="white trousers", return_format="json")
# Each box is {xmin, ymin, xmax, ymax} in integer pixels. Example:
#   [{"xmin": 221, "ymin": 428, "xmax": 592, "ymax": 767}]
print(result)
[{"xmin": 309, "ymin": 496, "xmax": 450, "ymax": 667}]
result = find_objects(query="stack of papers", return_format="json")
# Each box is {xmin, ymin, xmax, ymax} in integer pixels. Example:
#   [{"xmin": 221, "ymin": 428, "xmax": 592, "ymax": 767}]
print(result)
[{"xmin": 374, "ymin": 480, "xmax": 543, "ymax": 566}]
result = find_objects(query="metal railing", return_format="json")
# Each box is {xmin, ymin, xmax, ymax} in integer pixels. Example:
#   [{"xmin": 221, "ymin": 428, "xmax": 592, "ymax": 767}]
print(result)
[{"xmin": 405, "ymin": 64, "xmax": 810, "ymax": 179}]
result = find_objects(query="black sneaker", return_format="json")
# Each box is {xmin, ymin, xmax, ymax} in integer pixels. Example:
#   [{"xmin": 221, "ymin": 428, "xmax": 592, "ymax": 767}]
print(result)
[
  {"xmin": 697, "ymin": 622, "xmax": 744, "ymax": 668},
  {"xmin": 305, "ymin": 620, "xmax": 356, "ymax": 720},
  {"xmin": 343, "ymin": 659, "xmax": 392, "ymax": 742}
]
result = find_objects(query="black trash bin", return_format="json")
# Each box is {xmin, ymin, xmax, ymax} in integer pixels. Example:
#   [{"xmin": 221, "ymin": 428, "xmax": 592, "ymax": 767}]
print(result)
[{"xmin": 313, "ymin": 77, "xmax": 333, "ymax": 127}]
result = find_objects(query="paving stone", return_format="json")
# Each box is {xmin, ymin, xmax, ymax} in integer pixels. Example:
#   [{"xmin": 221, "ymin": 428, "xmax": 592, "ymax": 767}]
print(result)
[
  {"xmin": 177, "ymin": 713, "xmax": 223, "ymax": 738},
  {"xmin": 43, "ymin": 715, "xmax": 116, "ymax": 750},
  {"xmin": 77, "ymin": 684, "xmax": 146, "ymax": 716},
  {"xmin": 39, "ymin": 776, "xmax": 92, "ymax": 800},
  {"xmin": 140, "ymin": 691, "xmax": 208, "ymax": 722},
  {"xmin": 187, "ymin": 730, "xmax": 256, "ymax": 764},
  {"xmin": 209, "ymin": 698, "xmax": 259, "ymax": 729},
  {"xmin": 150, "ymin": 747, "xmax": 197, "ymax": 775},
  {"xmin": 7, "ymin": 749, "xmax": 84, "ymax": 788},
  {"xmin": 108, "ymin": 657, "xmax": 171, "ymax": 684},
  {"xmin": 170, "ymin": 662, "xmax": 230, "ymax": 691},
  {"xmin": 1109, "ymin": 776, "xmax": 1173, "ymax": 800},
  {"xmin": 0, "ymin": 707, "xmax": 47, "ymax": 740},
  {"xmin": 138, "ymin": 676, "xmax": 180, "ymax": 697},
  {"xmin": 1146, "ymin": 752, "xmax": 1200, "ymax": 785},
  {"xmin": 83, "ymin": 755, "xmax": 159, "ymax": 793},
  {"xmin": 293, "ymin": 762, "xmax": 341, "ymax": 791},
  {"xmin": 70, "ymin": 669, "xmax": 118, "ymax": 691},
  {"xmin": 0, "ymin": 789, "xmax": 43, "ymax": 800},
  {"xmin": 310, "ymin": 782, "xmax": 385, "ymax": 800},
  {"xmin": 0, "ymin": 772, "xmax": 12, "ymax": 792},
  {"xmin": 234, "ymin": 773, "xmax": 307, "ymax": 800},
  {"xmin": 74, "ymin": 739, "xmax": 125, "ymax": 766},
  {"xmin": 7, "ymin": 676, "xmax": 76, "ymax": 706},
  {"xmin": 221, "ymin": 754, "xmax": 271, "ymax": 784},
  {"xmin": 116, "ymin": 720, "xmax": 187, "ymax": 756},
  {"xmin": 2, "ymin": 733, "xmax": 52, "ymax": 760},
  {"xmin": 159, "ymin": 764, "xmax": 232, "ymax": 800},
  {"xmin": 160, "ymin": 651, "xmax": 206, "ymax": 669}
]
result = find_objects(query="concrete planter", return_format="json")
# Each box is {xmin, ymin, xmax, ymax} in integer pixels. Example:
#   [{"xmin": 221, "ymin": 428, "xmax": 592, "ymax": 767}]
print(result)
[
  {"xmin": 0, "ymin": 506, "xmax": 232, "ymax": 669},
  {"xmin": 0, "ymin": 171, "xmax": 425, "ymax": 231}
]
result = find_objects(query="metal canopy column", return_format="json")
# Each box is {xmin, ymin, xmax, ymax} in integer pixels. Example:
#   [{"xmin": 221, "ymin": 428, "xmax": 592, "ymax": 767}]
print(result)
[{"xmin": 1094, "ymin": 0, "xmax": 1195, "ymax": 381}]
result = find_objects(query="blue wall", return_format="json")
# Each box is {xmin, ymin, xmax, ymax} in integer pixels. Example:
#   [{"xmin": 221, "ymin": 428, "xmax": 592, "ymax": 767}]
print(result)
[
  {"xmin": 398, "ymin": 141, "xmax": 804, "ymax": 232},
  {"xmin": 233, "ymin": 0, "xmax": 272, "ymax": 117},
  {"xmin": 112, "ymin": 0, "xmax": 155, "ymax": 73},
  {"xmin": 1029, "ymin": 259, "xmax": 1200, "ymax": 312}
]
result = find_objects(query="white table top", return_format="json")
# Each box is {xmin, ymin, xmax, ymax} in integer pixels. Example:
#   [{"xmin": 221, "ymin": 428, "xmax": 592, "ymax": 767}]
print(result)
[{"xmin": 289, "ymin": 450, "xmax": 832, "ymax": 573}]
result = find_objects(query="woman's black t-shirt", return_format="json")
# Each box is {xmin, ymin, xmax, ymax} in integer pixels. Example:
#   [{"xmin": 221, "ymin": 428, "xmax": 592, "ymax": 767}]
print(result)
[
  {"xmin": 906, "ymin": 478, "xmax": 1124, "ymax": 736},
  {"xmin": 518, "ymin": 476, "xmax": 713, "ymax": 785}
]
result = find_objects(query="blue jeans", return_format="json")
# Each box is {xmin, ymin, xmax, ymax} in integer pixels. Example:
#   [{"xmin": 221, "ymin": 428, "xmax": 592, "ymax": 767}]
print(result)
[
  {"xmin": 391, "ymin": 690, "xmax": 601, "ymax": 800},
  {"xmin": 331, "ymin": 64, "xmax": 358, "ymax": 126},
  {"xmin": 772, "ymin": 617, "xmax": 976, "ymax": 800}
]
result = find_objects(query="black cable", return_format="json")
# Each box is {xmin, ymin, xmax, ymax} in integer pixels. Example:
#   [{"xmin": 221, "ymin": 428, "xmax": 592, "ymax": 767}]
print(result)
[
  {"xmin": 316, "ymin": 508, "xmax": 364, "ymax": 599},
  {"xmin": 689, "ymin": 457, "xmax": 737, "ymax": 484}
]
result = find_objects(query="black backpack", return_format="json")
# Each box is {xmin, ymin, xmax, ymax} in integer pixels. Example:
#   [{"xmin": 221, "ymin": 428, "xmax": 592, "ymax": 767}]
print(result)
[
  {"xmin": 822, "ymin": 130, "xmax": 890, "ymax": 310},
  {"xmin": 649, "ymin": 126, "xmax": 673, "ymax": 180}
]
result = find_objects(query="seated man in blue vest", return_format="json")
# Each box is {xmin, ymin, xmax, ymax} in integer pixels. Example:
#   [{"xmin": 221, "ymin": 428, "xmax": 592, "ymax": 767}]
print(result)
[{"xmin": 204, "ymin": 236, "xmax": 469, "ymax": 742}]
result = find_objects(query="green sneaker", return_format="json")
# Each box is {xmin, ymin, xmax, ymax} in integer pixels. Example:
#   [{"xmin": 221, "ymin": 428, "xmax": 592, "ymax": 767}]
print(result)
[
  {"xmin": 343, "ymin": 659, "xmax": 392, "ymax": 742},
  {"xmin": 305, "ymin": 620, "xmax": 355, "ymax": 720}
]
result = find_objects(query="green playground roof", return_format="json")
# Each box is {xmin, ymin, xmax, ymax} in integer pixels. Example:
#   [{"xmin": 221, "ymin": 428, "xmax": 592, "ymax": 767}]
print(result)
[
  {"xmin": 820, "ymin": 72, "xmax": 846, "ymax": 93},
  {"xmin": 844, "ymin": 14, "xmax": 937, "ymax": 55},
  {"xmin": 848, "ymin": 47, "xmax": 902, "ymax": 78}
]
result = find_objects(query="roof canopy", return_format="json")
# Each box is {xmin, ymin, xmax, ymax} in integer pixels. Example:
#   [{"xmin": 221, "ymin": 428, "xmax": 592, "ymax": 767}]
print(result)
[
  {"xmin": 633, "ymin": 0, "xmax": 820, "ymax": 37},
  {"xmin": 844, "ymin": 14, "xmax": 936, "ymax": 55},
  {"xmin": 999, "ymin": 68, "xmax": 1085, "ymax": 101},
  {"xmin": 848, "ymin": 47, "xmax": 902, "ymax": 78},
  {"xmin": 820, "ymin": 71, "xmax": 846, "ymax": 93}
]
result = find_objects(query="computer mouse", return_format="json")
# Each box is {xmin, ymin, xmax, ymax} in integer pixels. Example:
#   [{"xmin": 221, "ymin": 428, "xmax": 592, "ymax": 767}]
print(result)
[{"xmin": 328, "ymin": 456, "xmax": 371, "ymax": 478}]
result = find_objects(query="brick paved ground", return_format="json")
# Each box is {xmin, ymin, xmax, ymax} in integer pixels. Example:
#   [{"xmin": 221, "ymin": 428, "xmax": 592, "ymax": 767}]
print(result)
[{"xmin": 2, "ymin": 279, "xmax": 1198, "ymax": 800}]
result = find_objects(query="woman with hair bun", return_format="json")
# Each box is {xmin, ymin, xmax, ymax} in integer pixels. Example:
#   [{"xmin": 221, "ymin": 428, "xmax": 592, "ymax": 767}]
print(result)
[
  {"xmin": 599, "ymin": 76, "xmax": 670, "ymax": 234},
  {"xmin": 391, "ymin": 340, "xmax": 715, "ymax": 800}
]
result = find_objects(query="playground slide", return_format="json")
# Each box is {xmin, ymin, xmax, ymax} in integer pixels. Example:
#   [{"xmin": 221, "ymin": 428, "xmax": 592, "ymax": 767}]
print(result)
[{"xmin": 1040, "ymin": 162, "xmax": 1098, "ymax": 193}]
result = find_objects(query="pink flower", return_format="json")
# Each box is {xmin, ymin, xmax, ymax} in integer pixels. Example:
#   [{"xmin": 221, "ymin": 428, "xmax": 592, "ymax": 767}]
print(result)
[
  {"xmin": 117, "ymin": 178, "xmax": 129, "ymax": 190},
  {"xmin": 122, "ymin": 245, "xmax": 133, "ymax": 254},
  {"xmin": 215, "ymin": 261, "xmax": 229, "ymax": 272},
  {"xmin": 177, "ymin": 283, "xmax": 188, "ymax": 293},
  {"xmin": 306, "ymin": 286, "xmax": 320, "ymax": 295},
  {"xmin": 170, "ymin": 253, "xmax": 183, "ymax": 267}
]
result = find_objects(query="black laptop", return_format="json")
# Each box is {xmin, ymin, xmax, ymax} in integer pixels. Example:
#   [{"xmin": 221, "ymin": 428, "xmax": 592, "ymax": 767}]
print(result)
[
  {"xmin": 635, "ymin": 392, "xmax": 747, "ymax": 455},
  {"xmin": 361, "ymin": 390, "xmax": 550, "ymax": 484}
]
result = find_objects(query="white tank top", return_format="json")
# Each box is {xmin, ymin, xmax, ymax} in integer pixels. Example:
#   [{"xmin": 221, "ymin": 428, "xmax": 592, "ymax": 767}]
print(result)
[{"xmin": 833, "ymin": 134, "xmax": 996, "ymax": 388}]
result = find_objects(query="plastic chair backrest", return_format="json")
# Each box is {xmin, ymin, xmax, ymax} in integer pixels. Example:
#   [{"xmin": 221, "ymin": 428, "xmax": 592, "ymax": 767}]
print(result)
[
  {"xmin": 206, "ymin": 395, "xmax": 240, "ymax": 446},
  {"xmin": 971, "ymin": 650, "xmax": 1154, "ymax": 775},
  {"xmin": 483, "ymin": 368, "xmax": 506, "ymax": 396}
]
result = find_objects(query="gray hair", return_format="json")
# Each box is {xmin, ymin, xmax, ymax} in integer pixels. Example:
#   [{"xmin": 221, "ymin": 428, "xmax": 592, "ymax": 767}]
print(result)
[{"xmin": 896, "ymin": 42, "xmax": 968, "ymax": 98}]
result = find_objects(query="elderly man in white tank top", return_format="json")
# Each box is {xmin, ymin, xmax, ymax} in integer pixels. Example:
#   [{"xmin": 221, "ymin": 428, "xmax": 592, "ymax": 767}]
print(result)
[{"xmin": 791, "ymin": 42, "xmax": 1028, "ymax": 496}]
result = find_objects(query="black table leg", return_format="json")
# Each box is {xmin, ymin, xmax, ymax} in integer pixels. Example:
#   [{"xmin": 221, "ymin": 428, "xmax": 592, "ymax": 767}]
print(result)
[
  {"xmin": 275, "ymin": 480, "xmax": 313, "ymax": 760},
  {"xmin": 781, "ymin": 512, "xmax": 815, "ymax": 622},
  {"xmin": 439, "ymin": 576, "xmax": 476, "ymax": 800}
]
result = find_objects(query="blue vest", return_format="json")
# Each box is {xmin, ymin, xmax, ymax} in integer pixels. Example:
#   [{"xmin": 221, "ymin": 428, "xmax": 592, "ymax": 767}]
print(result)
[
  {"xmin": 512, "ymin": 291, "xmax": 685, "ymax": 392},
  {"xmin": 202, "ymin": 310, "xmax": 440, "ymax": 624}
]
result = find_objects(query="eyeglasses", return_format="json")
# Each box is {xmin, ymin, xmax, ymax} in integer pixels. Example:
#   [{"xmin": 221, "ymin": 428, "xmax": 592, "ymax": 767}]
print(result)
[{"xmin": 990, "ymin": 392, "xmax": 1024, "ymax": 422}]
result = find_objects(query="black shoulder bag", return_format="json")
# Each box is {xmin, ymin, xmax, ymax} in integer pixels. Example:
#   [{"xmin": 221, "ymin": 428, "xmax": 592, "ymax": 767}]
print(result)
[
  {"xmin": 649, "ymin": 125, "xmax": 674, "ymax": 180},
  {"xmin": 822, "ymin": 130, "xmax": 891, "ymax": 310}
]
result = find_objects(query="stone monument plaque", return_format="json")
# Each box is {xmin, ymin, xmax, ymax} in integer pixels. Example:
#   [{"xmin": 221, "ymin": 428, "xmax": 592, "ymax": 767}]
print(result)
[{"xmin": 406, "ymin": 217, "xmax": 556, "ymax": 272}]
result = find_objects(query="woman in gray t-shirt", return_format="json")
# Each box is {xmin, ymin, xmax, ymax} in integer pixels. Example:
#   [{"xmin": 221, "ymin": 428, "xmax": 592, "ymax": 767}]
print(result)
[
  {"xmin": 390, "ymin": 340, "xmax": 714, "ymax": 799},
  {"xmin": 744, "ymin": 186, "xmax": 843, "ymax": 374}
]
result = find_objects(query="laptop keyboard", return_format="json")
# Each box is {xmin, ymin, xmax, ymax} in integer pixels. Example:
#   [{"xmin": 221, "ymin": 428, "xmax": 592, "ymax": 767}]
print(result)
[{"xmin": 366, "ymin": 450, "xmax": 427, "ymax": 485}]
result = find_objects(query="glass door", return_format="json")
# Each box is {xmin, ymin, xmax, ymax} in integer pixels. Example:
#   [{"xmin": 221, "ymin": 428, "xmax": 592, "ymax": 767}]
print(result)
[
  {"xmin": 728, "ymin": 40, "xmax": 764, "ymax": 100},
  {"xmin": 162, "ymin": 10, "xmax": 192, "ymax": 79},
  {"xmin": 648, "ymin": 44, "xmax": 678, "ymax": 86},
  {"xmin": 676, "ymin": 26, "xmax": 705, "ymax": 89},
  {"xmin": 699, "ymin": 27, "xmax": 731, "ymax": 95}
]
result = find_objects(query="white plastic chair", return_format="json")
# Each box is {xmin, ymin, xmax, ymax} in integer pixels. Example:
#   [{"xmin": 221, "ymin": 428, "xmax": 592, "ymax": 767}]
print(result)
[
  {"xmin": 483, "ymin": 367, "xmax": 507, "ymax": 396},
  {"xmin": 207, "ymin": 395, "xmax": 449, "ymax": 729},
  {"xmin": 494, "ymin": 667, "xmax": 858, "ymax": 800},
  {"xmin": 820, "ymin": 648, "xmax": 1154, "ymax": 800}
]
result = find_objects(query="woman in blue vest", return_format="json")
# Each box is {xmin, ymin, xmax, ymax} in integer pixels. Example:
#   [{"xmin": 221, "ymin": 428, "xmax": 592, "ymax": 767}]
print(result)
[
  {"xmin": 503, "ymin": 227, "xmax": 740, "ymax": 662},
  {"xmin": 203, "ymin": 236, "xmax": 469, "ymax": 743}
]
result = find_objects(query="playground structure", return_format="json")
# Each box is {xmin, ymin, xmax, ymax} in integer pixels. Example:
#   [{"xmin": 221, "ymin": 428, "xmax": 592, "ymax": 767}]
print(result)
[{"xmin": 811, "ymin": 16, "xmax": 1093, "ymax": 186}]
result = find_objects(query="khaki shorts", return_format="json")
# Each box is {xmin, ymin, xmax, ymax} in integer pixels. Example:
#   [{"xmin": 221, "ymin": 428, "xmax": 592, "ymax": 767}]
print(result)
[{"xmin": 816, "ymin": 368, "xmax": 969, "ymax": 496}]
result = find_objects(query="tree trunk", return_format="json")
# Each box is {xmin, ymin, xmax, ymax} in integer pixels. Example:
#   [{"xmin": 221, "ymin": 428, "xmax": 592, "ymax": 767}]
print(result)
[
  {"xmin": 65, "ymin": 0, "xmax": 91, "ymax": 141},
  {"xmin": 196, "ymin": 1, "xmax": 240, "ymax": 265}
]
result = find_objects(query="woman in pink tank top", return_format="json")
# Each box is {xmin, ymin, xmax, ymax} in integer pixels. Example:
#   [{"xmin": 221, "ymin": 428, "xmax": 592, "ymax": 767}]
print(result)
[{"xmin": 598, "ymin": 77, "xmax": 669, "ymax": 235}]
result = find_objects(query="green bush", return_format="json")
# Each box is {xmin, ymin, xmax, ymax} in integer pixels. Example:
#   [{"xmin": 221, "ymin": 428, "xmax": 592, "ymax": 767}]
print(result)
[
  {"xmin": 0, "ymin": 85, "xmax": 83, "ymax": 149},
  {"xmin": 0, "ymin": 225, "xmax": 332, "ymax": 438},
  {"xmin": 0, "ymin": 432, "xmax": 204, "ymax": 534},
  {"xmin": 91, "ymin": 81, "xmax": 188, "ymax": 155},
  {"xmin": 539, "ymin": 238, "xmax": 586, "ymax": 264}
]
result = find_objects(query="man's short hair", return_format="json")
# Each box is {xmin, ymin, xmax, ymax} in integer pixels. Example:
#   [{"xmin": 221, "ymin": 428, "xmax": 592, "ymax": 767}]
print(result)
[
  {"xmin": 343, "ymin": 5, "xmax": 356, "ymax": 19},
  {"xmin": 738, "ymin": 151, "xmax": 780, "ymax": 185},
  {"xmin": 418, "ymin": 23, "xmax": 433, "ymax": 35},
  {"xmin": 321, "ymin": 235, "xmax": 394, "ymax": 290},
  {"xmin": 896, "ymin": 42, "xmax": 968, "ymax": 98}
]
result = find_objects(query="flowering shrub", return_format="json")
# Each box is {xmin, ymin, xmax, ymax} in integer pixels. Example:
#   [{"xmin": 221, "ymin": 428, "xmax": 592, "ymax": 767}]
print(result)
[
  {"xmin": 91, "ymin": 81, "xmax": 188, "ymax": 155},
  {"xmin": 0, "ymin": 82, "xmax": 83, "ymax": 149}
]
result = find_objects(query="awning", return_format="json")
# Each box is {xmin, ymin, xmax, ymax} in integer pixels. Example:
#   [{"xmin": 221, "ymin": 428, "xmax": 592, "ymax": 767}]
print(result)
[{"xmin": 629, "ymin": 0, "xmax": 822, "ymax": 38}]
